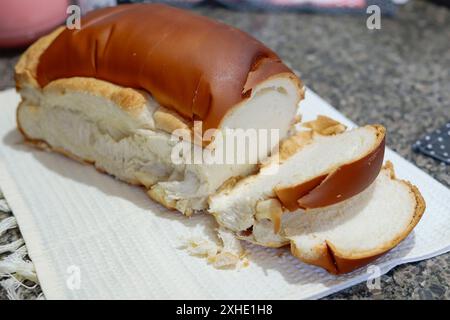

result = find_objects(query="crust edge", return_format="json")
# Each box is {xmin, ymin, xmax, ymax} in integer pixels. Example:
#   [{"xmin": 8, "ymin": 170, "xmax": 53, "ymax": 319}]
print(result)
[
  {"xmin": 289, "ymin": 161, "xmax": 426, "ymax": 274},
  {"xmin": 275, "ymin": 125, "xmax": 386, "ymax": 210}
]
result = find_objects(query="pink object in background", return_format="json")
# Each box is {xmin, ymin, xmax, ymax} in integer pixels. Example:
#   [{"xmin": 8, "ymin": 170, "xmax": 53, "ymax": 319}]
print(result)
[{"xmin": 0, "ymin": 0, "xmax": 69, "ymax": 48}]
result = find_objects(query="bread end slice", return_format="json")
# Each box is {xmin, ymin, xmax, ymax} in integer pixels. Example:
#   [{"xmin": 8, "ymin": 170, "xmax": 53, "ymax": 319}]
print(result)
[{"xmin": 287, "ymin": 162, "xmax": 425, "ymax": 274}]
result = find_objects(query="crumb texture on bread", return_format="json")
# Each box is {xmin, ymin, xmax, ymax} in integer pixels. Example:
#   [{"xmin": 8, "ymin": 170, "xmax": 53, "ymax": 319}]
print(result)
[{"xmin": 178, "ymin": 227, "xmax": 247, "ymax": 269}]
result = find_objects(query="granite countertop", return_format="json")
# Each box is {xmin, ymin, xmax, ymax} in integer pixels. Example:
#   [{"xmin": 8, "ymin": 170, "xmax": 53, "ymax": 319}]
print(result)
[{"xmin": 0, "ymin": 0, "xmax": 449, "ymax": 299}]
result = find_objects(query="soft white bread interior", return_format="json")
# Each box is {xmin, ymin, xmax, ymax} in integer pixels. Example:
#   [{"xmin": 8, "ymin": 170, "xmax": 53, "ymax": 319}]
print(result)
[
  {"xmin": 283, "ymin": 162, "xmax": 425, "ymax": 274},
  {"xmin": 217, "ymin": 76, "xmax": 302, "ymax": 142},
  {"xmin": 179, "ymin": 227, "xmax": 246, "ymax": 269},
  {"xmin": 209, "ymin": 124, "xmax": 384, "ymax": 245}
]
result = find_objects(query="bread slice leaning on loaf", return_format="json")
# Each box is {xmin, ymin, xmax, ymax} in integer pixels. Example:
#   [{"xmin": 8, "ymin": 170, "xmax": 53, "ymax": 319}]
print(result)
[
  {"xmin": 209, "ymin": 120, "xmax": 386, "ymax": 247},
  {"xmin": 14, "ymin": 4, "xmax": 304, "ymax": 215},
  {"xmin": 285, "ymin": 162, "xmax": 425, "ymax": 274}
]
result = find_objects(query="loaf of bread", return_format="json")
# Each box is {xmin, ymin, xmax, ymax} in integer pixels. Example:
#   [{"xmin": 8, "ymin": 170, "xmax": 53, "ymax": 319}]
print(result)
[
  {"xmin": 15, "ymin": 3, "xmax": 425, "ymax": 275},
  {"xmin": 15, "ymin": 3, "xmax": 303, "ymax": 215}
]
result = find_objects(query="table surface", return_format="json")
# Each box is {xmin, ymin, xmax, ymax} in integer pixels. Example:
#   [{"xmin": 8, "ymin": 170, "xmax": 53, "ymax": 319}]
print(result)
[{"xmin": 0, "ymin": 0, "xmax": 449, "ymax": 300}]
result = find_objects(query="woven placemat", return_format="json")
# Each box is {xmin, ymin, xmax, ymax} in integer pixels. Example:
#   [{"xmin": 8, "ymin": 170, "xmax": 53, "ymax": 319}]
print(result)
[{"xmin": 0, "ymin": 190, "xmax": 42, "ymax": 300}]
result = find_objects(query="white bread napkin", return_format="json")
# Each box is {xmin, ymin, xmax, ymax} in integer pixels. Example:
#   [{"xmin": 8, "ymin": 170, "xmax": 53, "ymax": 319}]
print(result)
[{"xmin": 0, "ymin": 88, "xmax": 449, "ymax": 299}]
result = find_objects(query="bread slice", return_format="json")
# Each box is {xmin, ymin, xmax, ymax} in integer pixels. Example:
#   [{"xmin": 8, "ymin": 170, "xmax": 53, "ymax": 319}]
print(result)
[
  {"xmin": 285, "ymin": 162, "xmax": 425, "ymax": 274},
  {"xmin": 276, "ymin": 121, "xmax": 385, "ymax": 211},
  {"xmin": 209, "ymin": 123, "xmax": 385, "ymax": 243}
]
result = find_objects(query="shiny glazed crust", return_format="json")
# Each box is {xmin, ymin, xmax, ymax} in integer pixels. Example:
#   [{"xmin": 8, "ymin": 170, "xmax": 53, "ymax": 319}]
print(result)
[{"xmin": 275, "ymin": 125, "xmax": 386, "ymax": 210}]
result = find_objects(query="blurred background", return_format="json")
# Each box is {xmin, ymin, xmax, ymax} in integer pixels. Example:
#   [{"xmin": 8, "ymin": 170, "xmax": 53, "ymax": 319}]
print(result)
[{"xmin": 0, "ymin": 0, "xmax": 449, "ymax": 299}]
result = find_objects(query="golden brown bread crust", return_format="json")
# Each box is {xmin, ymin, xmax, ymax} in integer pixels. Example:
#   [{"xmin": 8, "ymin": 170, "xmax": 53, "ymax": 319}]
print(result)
[
  {"xmin": 275, "ymin": 125, "xmax": 386, "ymax": 211},
  {"xmin": 18, "ymin": 75, "xmax": 195, "ymax": 135},
  {"xmin": 290, "ymin": 162, "xmax": 426, "ymax": 274},
  {"xmin": 290, "ymin": 242, "xmax": 383, "ymax": 275},
  {"xmin": 153, "ymin": 107, "xmax": 192, "ymax": 133},
  {"xmin": 14, "ymin": 26, "xmax": 65, "ymax": 90},
  {"xmin": 302, "ymin": 115, "xmax": 347, "ymax": 136},
  {"xmin": 43, "ymin": 77, "xmax": 148, "ymax": 113},
  {"xmin": 32, "ymin": 3, "xmax": 302, "ymax": 134},
  {"xmin": 277, "ymin": 130, "xmax": 313, "ymax": 162}
]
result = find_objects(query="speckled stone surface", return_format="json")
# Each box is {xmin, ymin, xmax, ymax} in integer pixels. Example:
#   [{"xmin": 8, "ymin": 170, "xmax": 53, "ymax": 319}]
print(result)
[{"xmin": 0, "ymin": 0, "xmax": 449, "ymax": 299}]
